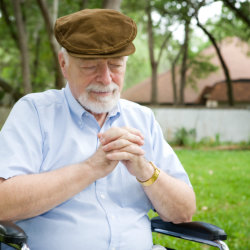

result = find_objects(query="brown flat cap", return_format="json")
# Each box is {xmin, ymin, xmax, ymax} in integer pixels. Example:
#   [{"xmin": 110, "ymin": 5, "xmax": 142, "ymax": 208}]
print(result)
[{"xmin": 54, "ymin": 9, "xmax": 137, "ymax": 58}]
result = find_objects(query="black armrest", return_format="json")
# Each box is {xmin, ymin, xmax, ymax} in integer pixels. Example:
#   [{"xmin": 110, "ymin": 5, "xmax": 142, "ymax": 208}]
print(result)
[
  {"xmin": 0, "ymin": 221, "xmax": 27, "ymax": 247},
  {"xmin": 151, "ymin": 216, "xmax": 227, "ymax": 241}
]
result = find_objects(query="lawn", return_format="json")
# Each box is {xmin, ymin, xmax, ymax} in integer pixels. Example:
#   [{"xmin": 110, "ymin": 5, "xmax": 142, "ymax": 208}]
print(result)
[{"xmin": 150, "ymin": 149, "xmax": 250, "ymax": 249}]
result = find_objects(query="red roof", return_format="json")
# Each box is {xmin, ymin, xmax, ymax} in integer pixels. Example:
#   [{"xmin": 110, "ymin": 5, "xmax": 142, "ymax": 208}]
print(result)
[{"xmin": 205, "ymin": 80, "xmax": 250, "ymax": 102}]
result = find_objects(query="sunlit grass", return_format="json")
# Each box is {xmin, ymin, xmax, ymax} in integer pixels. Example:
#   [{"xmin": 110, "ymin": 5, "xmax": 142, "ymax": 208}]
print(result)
[{"xmin": 150, "ymin": 150, "xmax": 250, "ymax": 249}]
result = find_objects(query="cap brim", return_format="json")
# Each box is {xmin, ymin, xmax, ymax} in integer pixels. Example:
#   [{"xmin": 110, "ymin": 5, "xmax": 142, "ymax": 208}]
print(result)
[{"xmin": 67, "ymin": 43, "xmax": 135, "ymax": 59}]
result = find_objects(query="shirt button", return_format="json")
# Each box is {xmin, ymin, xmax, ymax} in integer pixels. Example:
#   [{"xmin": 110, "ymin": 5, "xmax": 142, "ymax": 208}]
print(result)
[
  {"xmin": 100, "ymin": 194, "xmax": 106, "ymax": 199},
  {"xmin": 111, "ymin": 215, "xmax": 116, "ymax": 220}
]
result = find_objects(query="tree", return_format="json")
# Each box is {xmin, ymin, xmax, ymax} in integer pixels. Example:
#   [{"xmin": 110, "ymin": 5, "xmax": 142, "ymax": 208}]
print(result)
[
  {"xmin": 179, "ymin": 19, "xmax": 190, "ymax": 105},
  {"xmin": 170, "ymin": 48, "xmax": 182, "ymax": 105},
  {"xmin": 196, "ymin": 17, "xmax": 234, "ymax": 106},
  {"xmin": 0, "ymin": 0, "xmax": 23, "ymax": 102},
  {"xmin": 221, "ymin": 0, "xmax": 250, "ymax": 27},
  {"xmin": 146, "ymin": 0, "xmax": 173, "ymax": 104},
  {"xmin": 12, "ymin": 0, "xmax": 32, "ymax": 94},
  {"xmin": 161, "ymin": 0, "xmax": 198, "ymax": 105},
  {"xmin": 37, "ymin": 0, "xmax": 65, "ymax": 89}
]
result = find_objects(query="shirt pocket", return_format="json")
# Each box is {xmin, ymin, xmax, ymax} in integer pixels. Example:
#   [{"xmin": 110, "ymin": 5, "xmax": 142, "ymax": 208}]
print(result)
[{"xmin": 120, "ymin": 165, "xmax": 153, "ymax": 212}]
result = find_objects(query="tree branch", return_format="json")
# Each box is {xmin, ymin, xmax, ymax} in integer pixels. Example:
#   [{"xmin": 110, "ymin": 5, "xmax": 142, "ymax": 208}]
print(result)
[
  {"xmin": 157, "ymin": 32, "xmax": 172, "ymax": 64},
  {"xmin": 0, "ymin": 0, "xmax": 19, "ymax": 48},
  {"xmin": 222, "ymin": 0, "xmax": 250, "ymax": 26},
  {"xmin": 196, "ymin": 17, "xmax": 234, "ymax": 106},
  {"xmin": 0, "ymin": 77, "xmax": 23, "ymax": 101}
]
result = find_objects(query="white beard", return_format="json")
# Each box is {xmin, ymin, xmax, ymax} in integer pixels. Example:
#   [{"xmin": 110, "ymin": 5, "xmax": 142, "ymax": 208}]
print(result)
[{"xmin": 78, "ymin": 83, "xmax": 120, "ymax": 114}]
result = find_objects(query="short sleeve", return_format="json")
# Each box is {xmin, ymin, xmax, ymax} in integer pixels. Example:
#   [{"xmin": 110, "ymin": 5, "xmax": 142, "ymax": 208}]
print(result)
[{"xmin": 0, "ymin": 98, "xmax": 43, "ymax": 179}]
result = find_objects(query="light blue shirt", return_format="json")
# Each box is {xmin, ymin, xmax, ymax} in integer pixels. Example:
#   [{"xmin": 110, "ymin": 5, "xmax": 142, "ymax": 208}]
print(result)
[{"xmin": 0, "ymin": 84, "xmax": 191, "ymax": 250}]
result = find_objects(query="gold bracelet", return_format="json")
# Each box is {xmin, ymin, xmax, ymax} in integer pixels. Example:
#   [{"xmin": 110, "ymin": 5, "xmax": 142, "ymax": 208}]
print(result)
[{"xmin": 136, "ymin": 161, "xmax": 160, "ymax": 187}]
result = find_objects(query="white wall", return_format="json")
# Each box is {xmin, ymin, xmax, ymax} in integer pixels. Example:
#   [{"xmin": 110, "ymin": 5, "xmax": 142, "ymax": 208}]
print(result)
[{"xmin": 152, "ymin": 107, "xmax": 250, "ymax": 142}]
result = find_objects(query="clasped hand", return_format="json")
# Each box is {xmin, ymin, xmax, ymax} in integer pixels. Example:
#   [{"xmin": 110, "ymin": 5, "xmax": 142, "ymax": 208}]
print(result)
[{"xmin": 87, "ymin": 127, "xmax": 153, "ymax": 181}]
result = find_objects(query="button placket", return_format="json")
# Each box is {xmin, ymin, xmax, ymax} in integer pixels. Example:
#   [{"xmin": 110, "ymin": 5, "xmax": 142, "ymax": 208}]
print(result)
[
  {"xmin": 96, "ymin": 117, "xmax": 121, "ymax": 249},
  {"xmin": 100, "ymin": 193, "xmax": 106, "ymax": 200},
  {"xmin": 78, "ymin": 120, "xmax": 83, "ymax": 129}
]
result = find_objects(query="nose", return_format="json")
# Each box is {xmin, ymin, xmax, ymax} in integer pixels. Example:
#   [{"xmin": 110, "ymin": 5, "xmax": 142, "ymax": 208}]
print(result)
[{"xmin": 96, "ymin": 63, "xmax": 112, "ymax": 85}]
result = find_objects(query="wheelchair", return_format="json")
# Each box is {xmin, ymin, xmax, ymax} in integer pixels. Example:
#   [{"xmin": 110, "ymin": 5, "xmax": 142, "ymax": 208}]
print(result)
[{"xmin": 0, "ymin": 217, "xmax": 229, "ymax": 250}]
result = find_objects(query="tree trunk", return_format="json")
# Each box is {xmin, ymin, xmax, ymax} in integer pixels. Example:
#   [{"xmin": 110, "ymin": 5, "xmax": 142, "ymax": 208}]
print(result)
[
  {"xmin": 179, "ymin": 20, "xmax": 190, "ymax": 105},
  {"xmin": 102, "ymin": 0, "xmax": 122, "ymax": 10},
  {"xmin": 171, "ymin": 65, "xmax": 178, "ymax": 105},
  {"xmin": 37, "ymin": 0, "xmax": 65, "ymax": 89},
  {"xmin": 32, "ymin": 24, "xmax": 42, "ymax": 84},
  {"xmin": 151, "ymin": 63, "xmax": 158, "ymax": 105},
  {"xmin": 197, "ymin": 19, "xmax": 234, "ymax": 106},
  {"xmin": 146, "ymin": 4, "xmax": 158, "ymax": 105},
  {"xmin": 52, "ymin": 0, "xmax": 59, "ymax": 24},
  {"xmin": 12, "ymin": 0, "xmax": 32, "ymax": 94},
  {"xmin": 81, "ymin": 0, "xmax": 88, "ymax": 9},
  {"xmin": 171, "ymin": 49, "xmax": 182, "ymax": 105}
]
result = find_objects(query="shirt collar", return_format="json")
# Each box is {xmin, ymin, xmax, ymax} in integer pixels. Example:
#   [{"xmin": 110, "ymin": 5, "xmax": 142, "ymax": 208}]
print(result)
[{"xmin": 64, "ymin": 83, "xmax": 121, "ymax": 121}]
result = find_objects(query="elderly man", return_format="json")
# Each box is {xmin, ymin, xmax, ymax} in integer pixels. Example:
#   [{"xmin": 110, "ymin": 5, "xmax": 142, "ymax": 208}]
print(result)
[{"xmin": 0, "ymin": 9, "xmax": 195, "ymax": 250}]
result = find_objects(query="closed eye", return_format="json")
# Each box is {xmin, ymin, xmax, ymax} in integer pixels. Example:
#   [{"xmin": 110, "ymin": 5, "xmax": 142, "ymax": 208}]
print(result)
[
  {"xmin": 81, "ymin": 66, "xmax": 96, "ymax": 70},
  {"xmin": 109, "ymin": 63, "xmax": 122, "ymax": 68}
]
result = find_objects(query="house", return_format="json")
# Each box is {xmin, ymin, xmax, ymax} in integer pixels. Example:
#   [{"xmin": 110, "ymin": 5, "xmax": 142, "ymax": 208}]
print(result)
[
  {"xmin": 199, "ymin": 79, "xmax": 250, "ymax": 107},
  {"xmin": 121, "ymin": 37, "xmax": 250, "ymax": 106}
]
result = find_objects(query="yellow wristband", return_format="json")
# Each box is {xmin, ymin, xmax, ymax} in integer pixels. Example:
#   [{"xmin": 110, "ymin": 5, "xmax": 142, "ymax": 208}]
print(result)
[{"xmin": 136, "ymin": 161, "xmax": 160, "ymax": 187}]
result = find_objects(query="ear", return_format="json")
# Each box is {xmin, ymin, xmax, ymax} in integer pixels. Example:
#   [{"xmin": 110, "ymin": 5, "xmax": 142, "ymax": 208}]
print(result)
[{"xmin": 58, "ymin": 51, "xmax": 68, "ymax": 78}]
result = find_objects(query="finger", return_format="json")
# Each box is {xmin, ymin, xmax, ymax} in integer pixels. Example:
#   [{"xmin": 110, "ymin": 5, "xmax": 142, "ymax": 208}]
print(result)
[
  {"xmin": 124, "ymin": 144, "xmax": 145, "ymax": 155},
  {"xmin": 102, "ymin": 138, "xmax": 131, "ymax": 152},
  {"xmin": 106, "ymin": 151, "xmax": 131, "ymax": 161},
  {"xmin": 106, "ymin": 145, "xmax": 145, "ymax": 161},
  {"xmin": 123, "ymin": 126, "xmax": 144, "ymax": 140},
  {"xmin": 99, "ymin": 127, "xmax": 144, "ymax": 146},
  {"xmin": 120, "ymin": 132, "xmax": 144, "ymax": 146},
  {"xmin": 98, "ymin": 127, "xmax": 124, "ymax": 145}
]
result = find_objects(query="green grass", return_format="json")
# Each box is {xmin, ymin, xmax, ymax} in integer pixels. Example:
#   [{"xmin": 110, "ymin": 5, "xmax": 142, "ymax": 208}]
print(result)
[{"xmin": 150, "ymin": 149, "xmax": 250, "ymax": 249}]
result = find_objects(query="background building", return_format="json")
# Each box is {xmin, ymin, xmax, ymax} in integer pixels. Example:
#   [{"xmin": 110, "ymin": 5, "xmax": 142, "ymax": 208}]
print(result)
[{"xmin": 122, "ymin": 37, "xmax": 250, "ymax": 107}]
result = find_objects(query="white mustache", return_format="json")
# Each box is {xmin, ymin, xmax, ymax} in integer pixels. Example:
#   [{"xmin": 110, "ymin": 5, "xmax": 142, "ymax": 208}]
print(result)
[{"xmin": 86, "ymin": 83, "xmax": 119, "ymax": 93}]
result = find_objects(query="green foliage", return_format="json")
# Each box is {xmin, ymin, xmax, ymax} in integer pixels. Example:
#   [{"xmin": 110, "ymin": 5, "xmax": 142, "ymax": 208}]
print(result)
[
  {"xmin": 204, "ymin": 2, "xmax": 250, "ymax": 43},
  {"xmin": 124, "ymin": 33, "xmax": 151, "ymax": 90},
  {"xmin": 150, "ymin": 149, "xmax": 250, "ymax": 249},
  {"xmin": 198, "ymin": 133, "xmax": 222, "ymax": 147},
  {"xmin": 170, "ymin": 128, "xmax": 250, "ymax": 149},
  {"xmin": 187, "ymin": 53, "xmax": 219, "ymax": 90},
  {"xmin": 172, "ymin": 127, "xmax": 196, "ymax": 147}
]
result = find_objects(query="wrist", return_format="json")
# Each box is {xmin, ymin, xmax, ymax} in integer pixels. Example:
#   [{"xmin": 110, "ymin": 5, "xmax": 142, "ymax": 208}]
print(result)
[
  {"xmin": 83, "ymin": 159, "xmax": 101, "ymax": 181},
  {"xmin": 136, "ymin": 161, "xmax": 160, "ymax": 187},
  {"xmin": 135, "ymin": 159, "xmax": 154, "ymax": 181}
]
